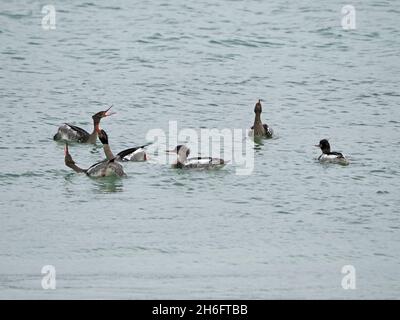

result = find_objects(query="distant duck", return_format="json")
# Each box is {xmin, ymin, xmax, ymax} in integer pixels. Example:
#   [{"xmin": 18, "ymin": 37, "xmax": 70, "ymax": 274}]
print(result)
[
  {"xmin": 249, "ymin": 99, "xmax": 273, "ymax": 138},
  {"xmin": 64, "ymin": 143, "xmax": 126, "ymax": 178},
  {"xmin": 315, "ymin": 139, "xmax": 349, "ymax": 165},
  {"xmin": 54, "ymin": 106, "xmax": 115, "ymax": 143},
  {"xmin": 166, "ymin": 145, "xmax": 227, "ymax": 169},
  {"xmin": 97, "ymin": 129, "xmax": 149, "ymax": 162}
]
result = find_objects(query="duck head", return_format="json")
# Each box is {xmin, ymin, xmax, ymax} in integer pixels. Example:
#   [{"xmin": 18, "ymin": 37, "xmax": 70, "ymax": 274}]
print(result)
[
  {"xmin": 315, "ymin": 139, "xmax": 331, "ymax": 154},
  {"xmin": 64, "ymin": 143, "xmax": 75, "ymax": 166},
  {"xmin": 254, "ymin": 99, "xmax": 263, "ymax": 114},
  {"xmin": 92, "ymin": 105, "xmax": 116, "ymax": 124},
  {"xmin": 166, "ymin": 145, "xmax": 191, "ymax": 162}
]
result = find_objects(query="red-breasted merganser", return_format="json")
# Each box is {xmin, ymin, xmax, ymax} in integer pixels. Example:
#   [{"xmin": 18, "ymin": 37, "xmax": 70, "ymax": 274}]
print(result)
[
  {"xmin": 166, "ymin": 145, "xmax": 227, "ymax": 169},
  {"xmin": 249, "ymin": 99, "xmax": 273, "ymax": 138},
  {"xmin": 54, "ymin": 106, "xmax": 115, "ymax": 143},
  {"xmin": 64, "ymin": 143, "xmax": 126, "ymax": 177},
  {"xmin": 315, "ymin": 139, "xmax": 349, "ymax": 165},
  {"xmin": 97, "ymin": 129, "xmax": 150, "ymax": 162}
]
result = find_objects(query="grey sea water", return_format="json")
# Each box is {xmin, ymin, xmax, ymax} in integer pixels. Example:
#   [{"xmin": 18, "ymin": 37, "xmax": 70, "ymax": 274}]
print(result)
[{"xmin": 0, "ymin": 0, "xmax": 399, "ymax": 299}]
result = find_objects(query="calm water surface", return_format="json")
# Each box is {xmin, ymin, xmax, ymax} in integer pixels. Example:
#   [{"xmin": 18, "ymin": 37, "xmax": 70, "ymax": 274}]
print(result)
[{"xmin": 0, "ymin": 0, "xmax": 399, "ymax": 298}]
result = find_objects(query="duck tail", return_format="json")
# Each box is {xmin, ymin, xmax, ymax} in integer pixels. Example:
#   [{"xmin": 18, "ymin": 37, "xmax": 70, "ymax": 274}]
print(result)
[{"xmin": 53, "ymin": 132, "xmax": 61, "ymax": 141}]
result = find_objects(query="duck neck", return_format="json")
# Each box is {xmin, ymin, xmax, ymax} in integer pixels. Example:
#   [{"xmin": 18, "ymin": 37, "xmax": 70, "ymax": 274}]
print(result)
[
  {"xmin": 177, "ymin": 152, "xmax": 188, "ymax": 165},
  {"xmin": 66, "ymin": 160, "xmax": 86, "ymax": 174},
  {"xmin": 253, "ymin": 112, "xmax": 265, "ymax": 135},
  {"xmin": 103, "ymin": 143, "xmax": 115, "ymax": 160},
  {"xmin": 322, "ymin": 147, "xmax": 331, "ymax": 154},
  {"xmin": 88, "ymin": 121, "xmax": 100, "ymax": 144}
]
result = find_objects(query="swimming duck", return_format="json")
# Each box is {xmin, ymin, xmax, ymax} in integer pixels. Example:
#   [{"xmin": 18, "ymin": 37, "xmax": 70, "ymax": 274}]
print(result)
[
  {"xmin": 54, "ymin": 106, "xmax": 115, "ymax": 143},
  {"xmin": 249, "ymin": 99, "xmax": 273, "ymax": 138},
  {"xmin": 315, "ymin": 139, "xmax": 349, "ymax": 165},
  {"xmin": 97, "ymin": 129, "xmax": 149, "ymax": 162},
  {"xmin": 64, "ymin": 143, "xmax": 126, "ymax": 177},
  {"xmin": 166, "ymin": 145, "xmax": 226, "ymax": 169}
]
